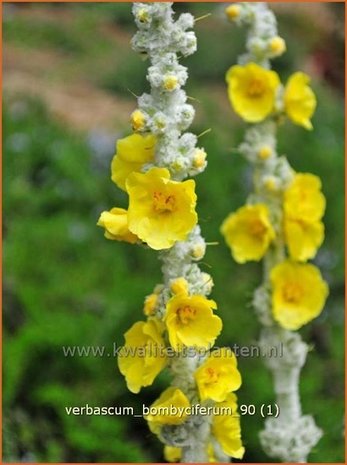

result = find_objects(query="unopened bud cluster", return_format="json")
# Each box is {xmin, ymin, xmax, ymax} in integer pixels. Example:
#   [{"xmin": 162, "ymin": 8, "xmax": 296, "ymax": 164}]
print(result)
[
  {"xmin": 226, "ymin": 2, "xmax": 286, "ymax": 67},
  {"xmin": 131, "ymin": 3, "xmax": 206, "ymax": 181}
]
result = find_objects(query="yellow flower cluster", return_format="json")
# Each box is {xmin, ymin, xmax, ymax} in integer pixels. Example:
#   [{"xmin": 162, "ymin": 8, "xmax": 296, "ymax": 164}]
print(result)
[
  {"xmin": 222, "ymin": 47, "xmax": 327, "ymax": 330},
  {"xmin": 118, "ymin": 278, "xmax": 244, "ymax": 460},
  {"xmin": 162, "ymin": 393, "xmax": 244, "ymax": 462},
  {"xmin": 221, "ymin": 172, "xmax": 328, "ymax": 329},
  {"xmin": 98, "ymin": 133, "xmax": 198, "ymax": 250},
  {"xmin": 222, "ymin": 61, "xmax": 327, "ymax": 332},
  {"xmin": 147, "ymin": 369, "xmax": 244, "ymax": 461},
  {"xmin": 118, "ymin": 288, "xmax": 223, "ymax": 392},
  {"xmin": 221, "ymin": 173, "xmax": 326, "ymax": 265},
  {"xmin": 226, "ymin": 63, "xmax": 317, "ymax": 130}
]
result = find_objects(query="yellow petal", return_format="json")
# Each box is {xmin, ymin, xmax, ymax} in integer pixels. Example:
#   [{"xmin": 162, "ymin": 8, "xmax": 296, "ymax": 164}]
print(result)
[
  {"xmin": 284, "ymin": 217, "xmax": 324, "ymax": 262},
  {"xmin": 118, "ymin": 320, "xmax": 167, "ymax": 393},
  {"xmin": 284, "ymin": 72, "xmax": 317, "ymax": 130},
  {"xmin": 212, "ymin": 393, "xmax": 245, "ymax": 459},
  {"xmin": 284, "ymin": 173, "xmax": 326, "ymax": 223},
  {"xmin": 111, "ymin": 133, "xmax": 156, "ymax": 191},
  {"xmin": 97, "ymin": 207, "xmax": 138, "ymax": 244},
  {"xmin": 164, "ymin": 446, "xmax": 182, "ymax": 463},
  {"xmin": 145, "ymin": 387, "xmax": 190, "ymax": 425}
]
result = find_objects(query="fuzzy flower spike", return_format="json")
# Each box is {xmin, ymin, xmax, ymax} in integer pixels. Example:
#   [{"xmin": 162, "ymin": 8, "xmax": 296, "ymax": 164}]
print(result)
[
  {"xmin": 99, "ymin": 3, "xmax": 243, "ymax": 463},
  {"xmin": 221, "ymin": 2, "xmax": 327, "ymax": 463}
]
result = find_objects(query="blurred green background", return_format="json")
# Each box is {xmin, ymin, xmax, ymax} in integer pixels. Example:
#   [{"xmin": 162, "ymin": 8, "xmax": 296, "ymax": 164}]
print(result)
[{"xmin": 3, "ymin": 2, "xmax": 344, "ymax": 463}]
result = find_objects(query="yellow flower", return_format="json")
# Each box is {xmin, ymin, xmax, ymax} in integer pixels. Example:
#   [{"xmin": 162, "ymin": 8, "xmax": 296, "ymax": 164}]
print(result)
[
  {"xmin": 145, "ymin": 387, "xmax": 190, "ymax": 435},
  {"xmin": 221, "ymin": 204, "xmax": 275, "ymax": 263},
  {"xmin": 118, "ymin": 318, "xmax": 167, "ymax": 393},
  {"xmin": 126, "ymin": 167, "xmax": 198, "ymax": 250},
  {"xmin": 269, "ymin": 36, "xmax": 286, "ymax": 56},
  {"xmin": 164, "ymin": 446, "xmax": 182, "ymax": 463},
  {"xmin": 212, "ymin": 393, "xmax": 245, "ymax": 459},
  {"xmin": 111, "ymin": 133, "xmax": 156, "ymax": 191},
  {"xmin": 226, "ymin": 63, "xmax": 280, "ymax": 123},
  {"xmin": 284, "ymin": 218, "xmax": 324, "ymax": 262},
  {"xmin": 284, "ymin": 173, "xmax": 326, "ymax": 223},
  {"xmin": 284, "ymin": 72, "xmax": 316, "ymax": 130},
  {"xmin": 131, "ymin": 109, "xmax": 146, "ymax": 131},
  {"xmin": 195, "ymin": 348, "xmax": 241, "ymax": 402},
  {"xmin": 143, "ymin": 293, "xmax": 158, "ymax": 316},
  {"xmin": 270, "ymin": 260, "xmax": 329, "ymax": 330},
  {"xmin": 170, "ymin": 277, "xmax": 189, "ymax": 296},
  {"xmin": 97, "ymin": 207, "xmax": 138, "ymax": 244},
  {"xmin": 164, "ymin": 294, "xmax": 222, "ymax": 351}
]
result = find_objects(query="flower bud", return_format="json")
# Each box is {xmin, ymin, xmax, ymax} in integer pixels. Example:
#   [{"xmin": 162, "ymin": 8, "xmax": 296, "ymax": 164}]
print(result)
[
  {"xmin": 258, "ymin": 146, "xmax": 272, "ymax": 160},
  {"xmin": 143, "ymin": 293, "xmax": 158, "ymax": 316},
  {"xmin": 192, "ymin": 243, "xmax": 206, "ymax": 260},
  {"xmin": 163, "ymin": 75, "xmax": 179, "ymax": 91},
  {"xmin": 131, "ymin": 109, "xmax": 146, "ymax": 131},
  {"xmin": 137, "ymin": 8, "xmax": 149, "ymax": 23},
  {"xmin": 269, "ymin": 36, "xmax": 286, "ymax": 56},
  {"xmin": 201, "ymin": 272, "xmax": 214, "ymax": 294},
  {"xmin": 170, "ymin": 277, "xmax": 189, "ymax": 295},
  {"xmin": 193, "ymin": 149, "xmax": 207, "ymax": 169},
  {"xmin": 225, "ymin": 4, "xmax": 241, "ymax": 21},
  {"xmin": 263, "ymin": 176, "xmax": 279, "ymax": 192}
]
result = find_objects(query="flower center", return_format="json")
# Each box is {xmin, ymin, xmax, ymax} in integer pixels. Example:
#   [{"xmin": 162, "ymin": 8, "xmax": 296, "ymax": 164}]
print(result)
[
  {"xmin": 247, "ymin": 78, "xmax": 265, "ymax": 97},
  {"xmin": 153, "ymin": 191, "xmax": 176, "ymax": 213},
  {"xmin": 177, "ymin": 305, "xmax": 196, "ymax": 325},
  {"xmin": 206, "ymin": 367, "xmax": 219, "ymax": 384},
  {"xmin": 282, "ymin": 282, "xmax": 303, "ymax": 303},
  {"xmin": 250, "ymin": 219, "xmax": 266, "ymax": 237}
]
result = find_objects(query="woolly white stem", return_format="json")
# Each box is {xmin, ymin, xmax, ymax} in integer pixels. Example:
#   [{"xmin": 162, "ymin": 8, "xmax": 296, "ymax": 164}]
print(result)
[
  {"xmin": 258, "ymin": 248, "xmax": 322, "ymax": 461},
  {"xmin": 131, "ymin": 4, "xmax": 214, "ymax": 462}
]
